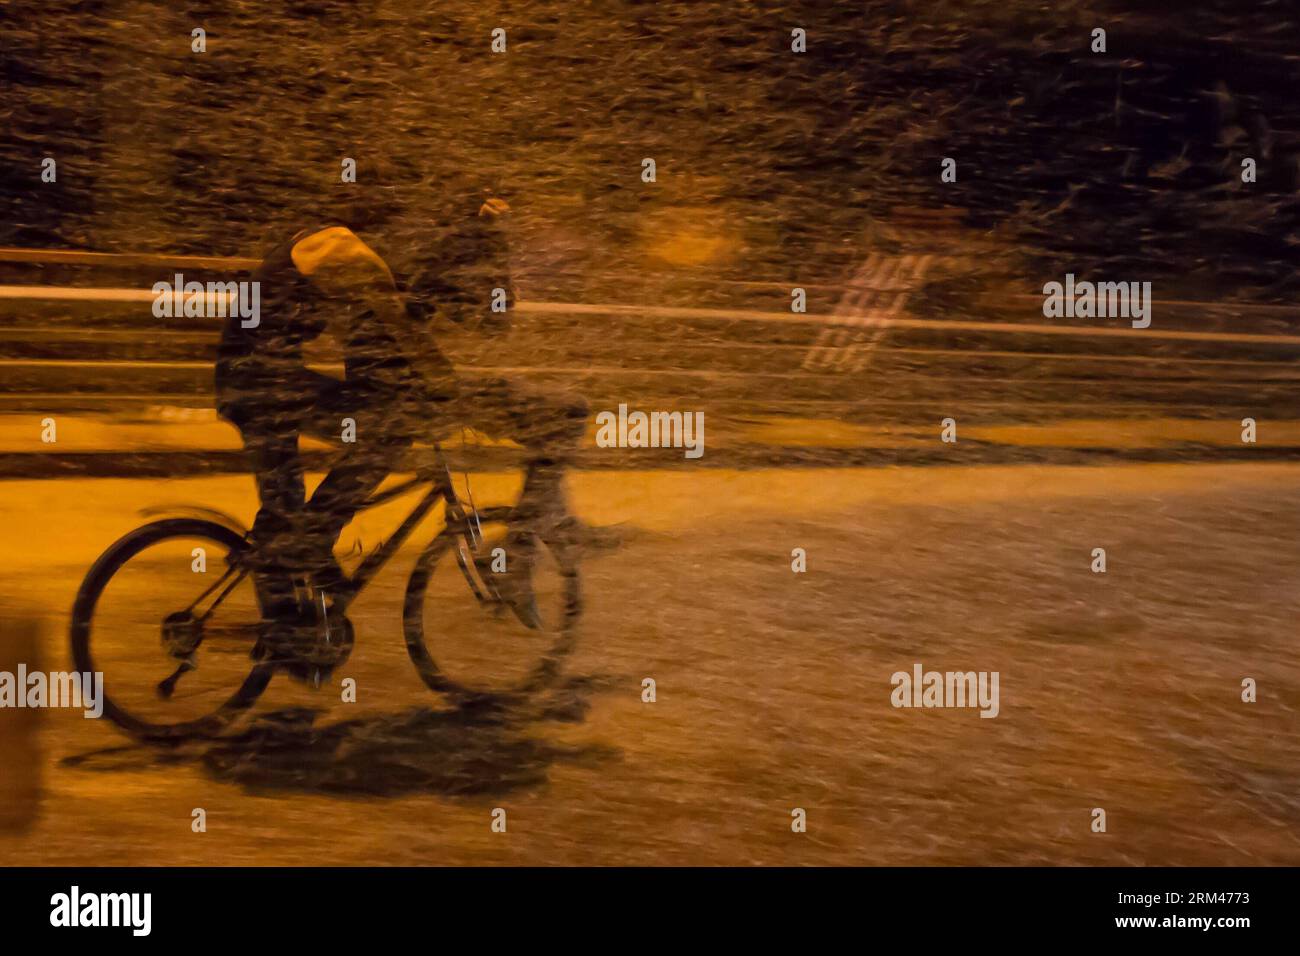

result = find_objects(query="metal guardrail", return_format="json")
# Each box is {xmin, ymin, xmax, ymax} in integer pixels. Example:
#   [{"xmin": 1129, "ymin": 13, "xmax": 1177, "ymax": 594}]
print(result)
[
  {"xmin": 0, "ymin": 249, "xmax": 1297, "ymax": 470},
  {"xmin": 0, "ymin": 247, "xmax": 260, "ymax": 271},
  {"xmin": 1, "ymin": 246, "xmax": 1298, "ymax": 425},
  {"xmin": 3, "ymin": 246, "xmax": 1298, "ymax": 313},
  {"xmin": 2, "ymin": 283, "xmax": 1298, "ymax": 347}
]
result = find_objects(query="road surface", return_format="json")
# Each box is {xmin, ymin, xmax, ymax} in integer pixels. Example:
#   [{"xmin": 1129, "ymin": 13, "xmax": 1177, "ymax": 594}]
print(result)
[{"xmin": 1, "ymin": 460, "xmax": 1297, "ymax": 865}]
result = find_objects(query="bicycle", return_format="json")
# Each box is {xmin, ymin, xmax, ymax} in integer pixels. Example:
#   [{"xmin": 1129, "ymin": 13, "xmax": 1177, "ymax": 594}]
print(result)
[{"xmin": 69, "ymin": 444, "xmax": 582, "ymax": 739}]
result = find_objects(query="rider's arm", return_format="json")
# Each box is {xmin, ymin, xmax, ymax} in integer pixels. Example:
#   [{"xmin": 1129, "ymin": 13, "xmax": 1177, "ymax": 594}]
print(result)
[
  {"xmin": 290, "ymin": 226, "xmax": 447, "ymax": 386},
  {"xmin": 404, "ymin": 196, "xmax": 514, "ymax": 340}
]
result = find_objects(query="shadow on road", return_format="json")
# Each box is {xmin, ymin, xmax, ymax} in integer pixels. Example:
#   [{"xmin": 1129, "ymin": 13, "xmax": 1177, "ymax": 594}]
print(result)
[{"xmin": 62, "ymin": 675, "xmax": 622, "ymax": 799}]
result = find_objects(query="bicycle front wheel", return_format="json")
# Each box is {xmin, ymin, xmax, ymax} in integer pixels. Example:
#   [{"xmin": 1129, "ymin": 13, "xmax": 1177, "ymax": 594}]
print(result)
[{"xmin": 402, "ymin": 507, "xmax": 582, "ymax": 702}]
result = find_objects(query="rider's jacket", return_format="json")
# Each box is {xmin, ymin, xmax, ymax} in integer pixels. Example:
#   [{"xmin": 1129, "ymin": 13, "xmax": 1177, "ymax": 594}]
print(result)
[
  {"xmin": 216, "ymin": 223, "xmax": 334, "ymax": 391},
  {"xmin": 215, "ymin": 223, "xmax": 455, "ymax": 415}
]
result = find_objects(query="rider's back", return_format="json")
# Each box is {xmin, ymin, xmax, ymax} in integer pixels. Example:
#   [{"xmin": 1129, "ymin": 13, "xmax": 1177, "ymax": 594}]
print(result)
[{"xmin": 215, "ymin": 225, "xmax": 336, "ymax": 398}]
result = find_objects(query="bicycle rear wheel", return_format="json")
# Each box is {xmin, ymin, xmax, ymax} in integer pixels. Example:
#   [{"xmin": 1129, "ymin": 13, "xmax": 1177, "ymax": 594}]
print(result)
[
  {"xmin": 402, "ymin": 506, "xmax": 582, "ymax": 702},
  {"xmin": 70, "ymin": 518, "xmax": 273, "ymax": 739}
]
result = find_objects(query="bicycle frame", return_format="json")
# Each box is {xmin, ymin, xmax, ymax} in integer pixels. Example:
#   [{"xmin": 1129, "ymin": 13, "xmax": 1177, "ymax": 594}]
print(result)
[
  {"xmin": 74, "ymin": 442, "xmax": 561, "ymax": 734},
  {"xmin": 175, "ymin": 443, "xmax": 500, "ymax": 629},
  {"xmin": 328, "ymin": 443, "xmax": 488, "ymax": 613}
]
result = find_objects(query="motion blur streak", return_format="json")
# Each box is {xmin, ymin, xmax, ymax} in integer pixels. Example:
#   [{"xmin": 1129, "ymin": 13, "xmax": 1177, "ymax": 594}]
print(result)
[{"xmin": 0, "ymin": 1, "xmax": 1297, "ymax": 865}]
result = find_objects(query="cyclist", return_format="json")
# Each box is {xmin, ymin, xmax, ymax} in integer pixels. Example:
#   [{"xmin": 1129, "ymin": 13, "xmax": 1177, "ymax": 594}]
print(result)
[{"xmin": 215, "ymin": 171, "xmax": 587, "ymax": 651}]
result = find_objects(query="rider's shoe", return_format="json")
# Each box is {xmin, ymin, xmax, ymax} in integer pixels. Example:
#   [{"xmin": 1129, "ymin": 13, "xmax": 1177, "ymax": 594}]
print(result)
[
  {"xmin": 254, "ymin": 611, "xmax": 313, "ymax": 663},
  {"xmin": 475, "ymin": 530, "xmax": 544, "ymax": 630},
  {"xmin": 245, "ymin": 531, "xmax": 347, "ymax": 652},
  {"xmin": 253, "ymin": 591, "xmax": 349, "ymax": 671}
]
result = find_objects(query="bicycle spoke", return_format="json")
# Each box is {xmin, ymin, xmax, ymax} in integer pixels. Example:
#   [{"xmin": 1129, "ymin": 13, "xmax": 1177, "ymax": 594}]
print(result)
[
  {"xmin": 182, "ymin": 562, "xmax": 240, "ymax": 617},
  {"xmin": 194, "ymin": 567, "xmax": 251, "ymax": 624}
]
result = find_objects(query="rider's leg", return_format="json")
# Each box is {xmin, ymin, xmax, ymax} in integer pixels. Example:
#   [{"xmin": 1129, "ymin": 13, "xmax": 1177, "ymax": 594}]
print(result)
[
  {"xmin": 296, "ymin": 383, "xmax": 415, "ymax": 593},
  {"xmin": 220, "ymin": 374, "xmax": 340, "ymax": 621},
  {"xmin": 229, "ymin": 420, "xmax": 307, "ymax": 621},
  {"xmin": 455, "ymin": 378, "xmax": 589, "ymax": 628},
  {"xmin": 461, "ymin": 377, "xmax": 589, "ymax": 526}
]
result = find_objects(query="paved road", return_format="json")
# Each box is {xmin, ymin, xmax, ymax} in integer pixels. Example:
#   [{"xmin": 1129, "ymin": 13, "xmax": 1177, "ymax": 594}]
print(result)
[{"xmin": 1, "ymin": 462, "xmax": 1297, "ymax": 865}]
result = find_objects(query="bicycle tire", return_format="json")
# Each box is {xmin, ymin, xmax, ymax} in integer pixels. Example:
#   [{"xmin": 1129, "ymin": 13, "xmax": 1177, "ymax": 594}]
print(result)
[
  {"xmin": 70, "ymin": 518, "xmax": 273, "ymax": 739},
  {"xmin": 402, "ymin": 506, "xmax": 582, "ymax": 702}
]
